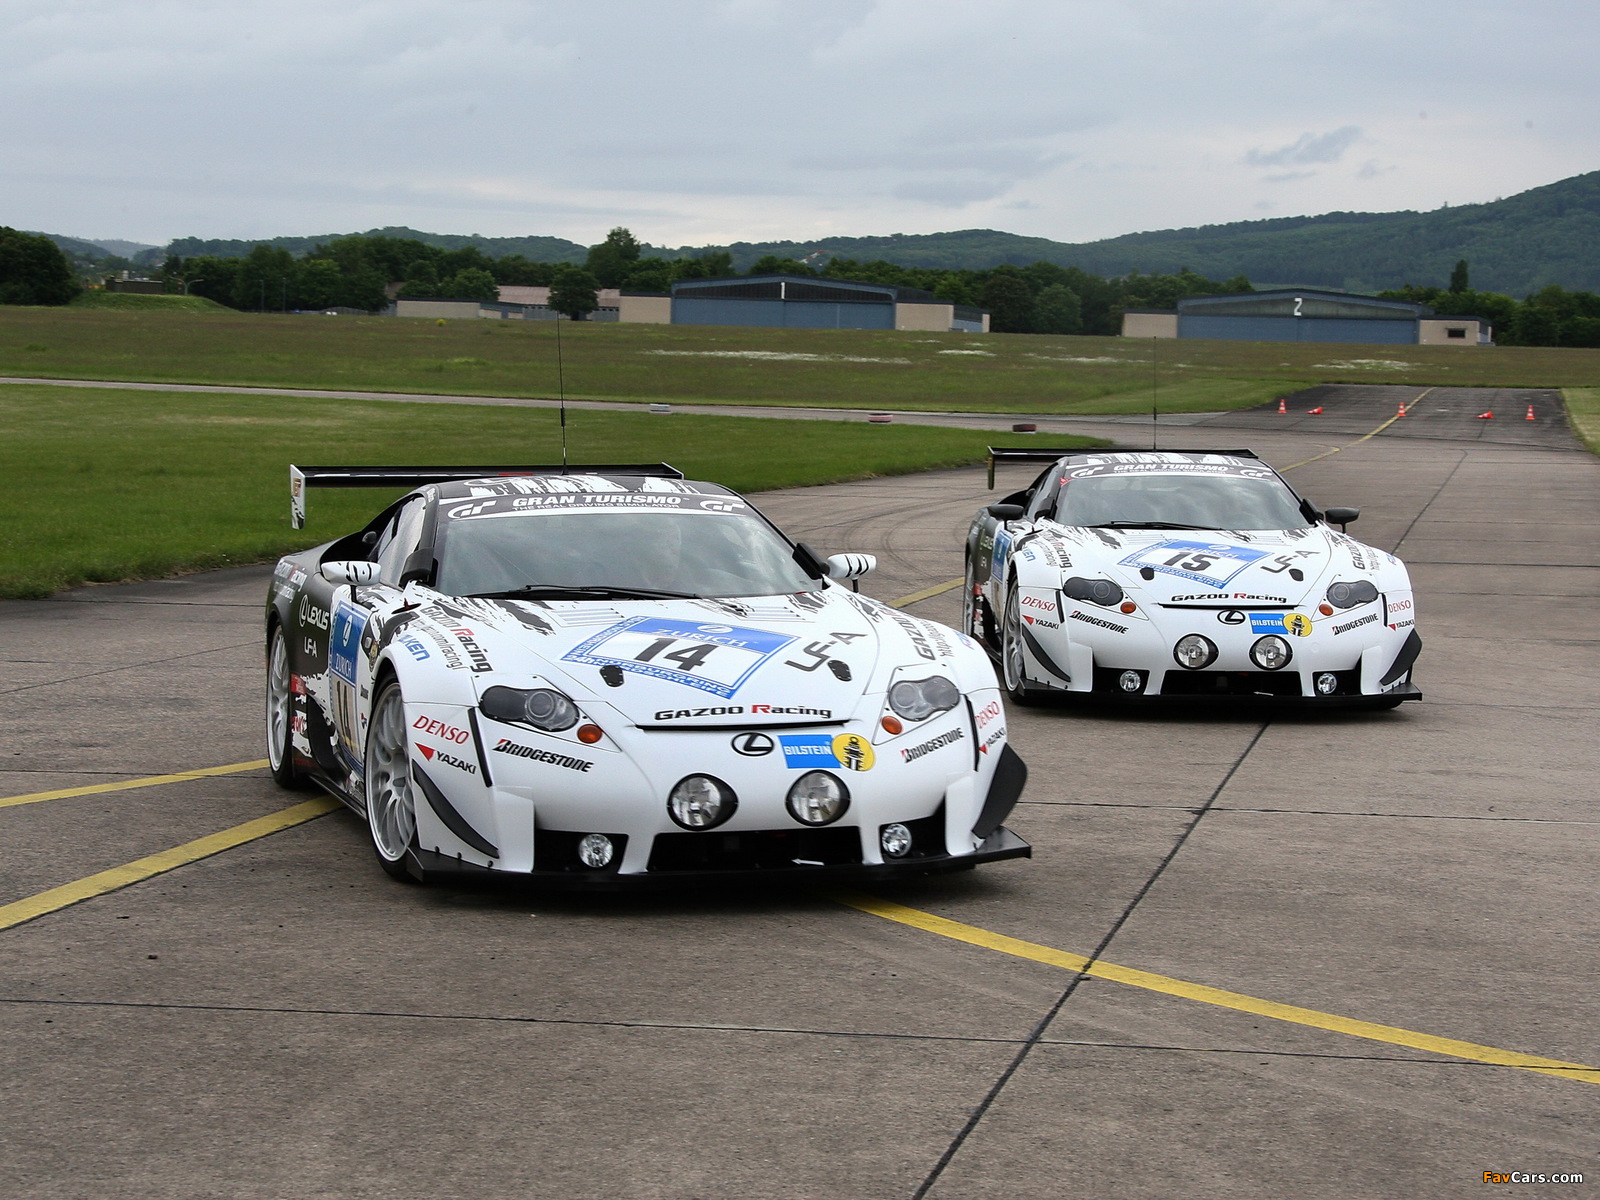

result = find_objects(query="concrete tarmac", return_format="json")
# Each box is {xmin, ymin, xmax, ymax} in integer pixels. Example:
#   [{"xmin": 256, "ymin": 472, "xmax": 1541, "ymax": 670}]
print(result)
[{"xmin": 1, "ymin": 385, "xmax": 1595, "ymax": 1198}]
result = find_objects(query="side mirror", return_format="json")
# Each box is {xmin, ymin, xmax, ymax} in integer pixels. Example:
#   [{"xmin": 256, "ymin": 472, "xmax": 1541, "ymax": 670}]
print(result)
[
  {"xmin": 322, "ymin": 560, "xmax": 380, "ymax": 585},
  {"xmin": 825, "ymin": 553, "xmax": 876, "ymax": 580},
  {"xmin": 987, "ymin": 503, "xmax": 1025, "ymax": 520},
  {"xmin": 1323, "ymin": 506, "xmax": 1360, "ymax": 531}
]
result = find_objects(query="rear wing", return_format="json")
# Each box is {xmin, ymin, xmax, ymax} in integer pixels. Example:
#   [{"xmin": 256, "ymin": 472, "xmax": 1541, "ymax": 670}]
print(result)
[
  {"xmin": 984, "ymin": 446, "xmax": 1260, "ymax": 488},
  {"xmin": 289, "ymin": 463, "xmax": 684, "ymax": 528}
]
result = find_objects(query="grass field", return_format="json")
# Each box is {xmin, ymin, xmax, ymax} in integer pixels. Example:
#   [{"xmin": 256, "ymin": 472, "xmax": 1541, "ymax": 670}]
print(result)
[
  {"xmin": 9, "ymin": 306, "xmax": 1600, "ymax": 415},
  {"xmin": 1563, "ymin": 388, "xmax": 1600, "ymax": 454},
  {"xmin": 69, "ymin": 291, "xmax": 230, "ymax": 313},
  {"xmin": 0, "ymin": 383, "xmax": 1100, "ymax": 599}
]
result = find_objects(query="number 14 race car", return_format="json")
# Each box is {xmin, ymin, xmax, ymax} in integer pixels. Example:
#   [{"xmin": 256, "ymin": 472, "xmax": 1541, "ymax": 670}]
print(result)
[
  {"xmin": 267, "ymin": 464, "xmax": 1029, "ymax": 886},
  {"xmin": 966, "ymin": 448, "xmax": 1422, "ymax": 707}
]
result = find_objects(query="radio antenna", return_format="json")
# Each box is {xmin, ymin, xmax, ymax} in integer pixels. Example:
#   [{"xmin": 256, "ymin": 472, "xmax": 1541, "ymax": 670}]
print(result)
[
  {"xmin": 1151, "ymin": 336, "xmax": 1159, "ymax": 451},
  {"xmin": 554, "ymin": 300, "xmax": 568, "ymax": 469}
]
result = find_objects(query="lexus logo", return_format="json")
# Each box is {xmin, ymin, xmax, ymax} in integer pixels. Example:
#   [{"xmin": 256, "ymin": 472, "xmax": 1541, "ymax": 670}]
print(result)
[
  {"xmin": 1218, "ymin": 609, "xmax": 1246, "ymax": 625},
  {"xmin": 731, "ymin": 732, "xmax": 775, "ymax": 757}
]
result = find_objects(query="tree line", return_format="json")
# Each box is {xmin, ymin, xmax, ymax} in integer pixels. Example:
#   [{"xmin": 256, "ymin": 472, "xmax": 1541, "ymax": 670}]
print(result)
[{"xmin": 7, "ymin": 223, "xmax": 1600, "ymax": 347}]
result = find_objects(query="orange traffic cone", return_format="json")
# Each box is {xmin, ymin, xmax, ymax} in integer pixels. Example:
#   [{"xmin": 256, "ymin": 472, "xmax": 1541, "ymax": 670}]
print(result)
[
  {"xmin": 1476, "ymin": 410, "xmax": 1494, "ymax": 420},
  {"xmin": 1307, "ymin": 406, "xmax": 1323, "ymax": 415},
  {"xmin": 1397, "ymin": 400, "xmax": 1407, "ymax": 417},
  {"xmin": 1277, "ymin": 398, "xmax": 1286, "ymax": 414},
  {"xmin": 1526, "ymin": 405, "xmax": 1536, "ymax": 420}
]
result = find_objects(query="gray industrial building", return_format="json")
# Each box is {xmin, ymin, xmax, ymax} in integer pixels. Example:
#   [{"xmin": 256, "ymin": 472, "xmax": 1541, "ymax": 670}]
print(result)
[
  {"xmin": 1123, "ymin": 288, "xmax": 1492, "ymax": 345},
  {"xmin": 671, "ymin": 275, "xmax": 988, "ymax": 332}
]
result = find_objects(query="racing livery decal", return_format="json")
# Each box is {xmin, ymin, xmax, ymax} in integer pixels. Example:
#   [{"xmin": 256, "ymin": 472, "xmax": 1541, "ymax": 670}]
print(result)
[{"xmin": 562, "ymin": 617, "xmax": 797, "ymax": 698}]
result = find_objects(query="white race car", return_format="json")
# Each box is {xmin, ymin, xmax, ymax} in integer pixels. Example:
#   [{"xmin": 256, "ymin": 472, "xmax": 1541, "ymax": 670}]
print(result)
[
  {"xmin": 965, "ymin": 448, "xmax": 1422, "ymax": 707},
  {"xmin": 267, "ymin": 464, "xmax": 1030, "ymax": 885}
]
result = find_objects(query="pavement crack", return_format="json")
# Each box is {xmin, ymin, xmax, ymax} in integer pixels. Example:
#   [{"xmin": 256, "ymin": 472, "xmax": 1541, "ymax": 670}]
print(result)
[
  {"xmin": 911, "ymin": 722, "xmax": 1271, "ymax": 1199},
  {"xmin": 0, "ymin": 641, "xmax": 260, "ymax": 697}
]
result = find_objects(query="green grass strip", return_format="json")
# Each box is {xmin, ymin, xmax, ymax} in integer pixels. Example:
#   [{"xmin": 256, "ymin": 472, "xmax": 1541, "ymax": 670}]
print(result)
[{"xmin": 0, "ymin": 383, "xmax": 1102, "ymax": 599}]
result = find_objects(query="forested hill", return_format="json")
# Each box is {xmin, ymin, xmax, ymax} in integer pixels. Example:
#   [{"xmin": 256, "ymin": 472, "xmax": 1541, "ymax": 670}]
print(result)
[
  {"xmin": 686, "ymin": 169, "xmax": 1600, "ymax": 295},
  {"xmin": 163, "ymin": 227, "xmax": 588, "ymax": 265}
]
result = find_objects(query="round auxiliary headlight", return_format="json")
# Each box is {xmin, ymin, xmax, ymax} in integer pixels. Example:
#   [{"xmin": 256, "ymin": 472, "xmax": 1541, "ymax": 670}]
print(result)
[
  {"xmin": 1118, "ymin": 670, "xmax": 1143, "ymax": 693},
  {"xmin": 1250, "ymin": 635, "xmax": 1293, "ymax": 671},
  {"xmin": 786, "ymin": 771, "xmax": 850, "ymax": 827},
  {"xmin": 1316, "ymin": 672, "xmax": 1339, "ymax": 695},
  {"xmin": 577, "ymin": 833, "xmax": 614, "ymax": 868},
  {"xmin": 1173, "ymin": 634, "xmax": 1218, "ymax": 670},
  {"xmin": 881, "ymin": 823, "xmax": 913, "ymax": 858},
  {"xmin": 667, "ymin": 774, "xmax": 737, "ymax": 830}
]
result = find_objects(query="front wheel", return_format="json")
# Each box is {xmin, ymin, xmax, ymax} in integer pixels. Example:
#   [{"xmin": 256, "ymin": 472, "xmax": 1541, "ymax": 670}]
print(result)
[
  {"xmin": 1000, "ymin": 587, "xmax": 1041, "ymax": 706},
  {"xmin": 265, "ymin": 627, "xmax": 306, "ymax": 789},
  {"xmin": 365, "ymin": 678, "xmax": 429, "ymax": 883}
]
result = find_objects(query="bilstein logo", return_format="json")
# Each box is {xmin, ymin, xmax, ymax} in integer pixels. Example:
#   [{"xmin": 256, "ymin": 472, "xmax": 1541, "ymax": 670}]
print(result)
[{"xmin": 831, "ymin": 733, "xmax": 874, "ymax": 771}]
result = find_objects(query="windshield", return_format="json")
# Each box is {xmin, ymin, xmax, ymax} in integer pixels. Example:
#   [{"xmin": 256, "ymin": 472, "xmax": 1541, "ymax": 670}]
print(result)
[
  {"xmin": 433, "ymin": 508, "xmax": 820, "ymax": 599},
  {"xmin": 1053, "ymin": 472, "xmax": 1311, "ymax": 530}
]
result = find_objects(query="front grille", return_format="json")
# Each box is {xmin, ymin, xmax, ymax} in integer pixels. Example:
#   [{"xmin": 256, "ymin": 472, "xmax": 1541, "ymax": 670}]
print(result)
[
  {"xmin": 1158, "ymin": 670, "xmax": 1304, "ymax": 697},
  {"xmin": 647, "ymin": 827, "xmax": 862, "ymax": 872}
]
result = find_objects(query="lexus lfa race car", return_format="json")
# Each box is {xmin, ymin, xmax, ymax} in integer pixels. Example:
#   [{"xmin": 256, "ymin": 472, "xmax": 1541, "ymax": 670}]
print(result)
[
  {"xmin": 966, "ymin": 448, "xmax": 1421, "ymax": 707},
  {"xmin": 267, "ymin": 464, "xmax": 1029, "ymax": 885}
]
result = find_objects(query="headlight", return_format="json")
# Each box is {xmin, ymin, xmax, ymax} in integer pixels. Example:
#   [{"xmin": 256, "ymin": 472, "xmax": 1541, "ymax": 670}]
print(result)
[
  {"xmin": 1325, "ymin": 580, "xmax": 1379, "ymax": 609},
  {"xmin": 1173, "ymin": 634, "xmax": 1217, "ymax": 670},
  {"xmin": 786, "ymin": 771, "xmax": 850, "ymax": 826},
  {"xmin": 480, "ymin": 685, "xmax": 579, "ymax": 731},
  {"xmin": 1250, "ymin": 635, "xmax": 1292, "ymax": 670},
  {"xmin": 1063, "ymin": 577, "xmax": 1125, "ymax": 607},
  {"xmin": 668, "ymin": 774, "xmax": 737, "ymax": 830},
  {"xmin": 887, "ymin": 675, "xmax": 961, "ymax": 723}
]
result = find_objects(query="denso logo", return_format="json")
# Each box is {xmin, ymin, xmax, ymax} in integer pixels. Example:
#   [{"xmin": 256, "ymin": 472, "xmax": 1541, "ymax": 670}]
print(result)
[
  {"xmin": 1387, "ymin": 597, "xmax": 1412, "ymax": 616},
  {"xmin": 412, "ymin": 715, "xmax": 470, "ymax": 745},
  {"xmin": 974, "ymin": 700, "xmax": 1002, "ymax": 729},
  {"xmin": 1021, "ymin": 595, "xmax": 1056, "ymax": 613}
]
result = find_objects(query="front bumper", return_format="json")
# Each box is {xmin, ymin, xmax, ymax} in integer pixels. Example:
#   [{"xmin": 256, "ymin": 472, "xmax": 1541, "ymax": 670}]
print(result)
[{"xmin": 404, "ymin": 825, "xmax": 1031, "ymax": 889}]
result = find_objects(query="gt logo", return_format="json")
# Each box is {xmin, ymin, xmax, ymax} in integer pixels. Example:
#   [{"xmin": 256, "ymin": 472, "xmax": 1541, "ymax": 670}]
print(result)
[
  {"xmin": 731, "ymin": 732, "xmax": 775, "ymax": 757},
  {"xmin": 447, "ymin": 501, "xmax": 496, "ymax": 518}
]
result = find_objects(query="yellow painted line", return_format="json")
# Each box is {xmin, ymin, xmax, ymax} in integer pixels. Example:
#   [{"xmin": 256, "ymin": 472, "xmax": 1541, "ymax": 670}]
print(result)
[
  {"xmin": 0, "ymin": 760, "xmax": 269, "ymax": 810},
  {"xmin": 834, "ymin": 892, "xmax": 1598, "ymax": 1085},
  {"xmin": 0, "ymin": 796, "xmax": 340, "ymax": 932},
  {"xmin": 890, "ymin": 577, "xmax": 964, "ymax": 608},
  {"xmin": 1281, "ymin": 388, "xmax": 1435, "ymax": 472}
]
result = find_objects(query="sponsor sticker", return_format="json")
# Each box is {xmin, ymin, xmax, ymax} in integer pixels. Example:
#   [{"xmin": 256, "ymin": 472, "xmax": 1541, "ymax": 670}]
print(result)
[
  {"xmin": 781, "ymin": 736, "xmax": 839, "ymax": 769},
  {"xmin": 563, "ymin": 617, "xmax": 796, "ymax": 698},
  {"xmin": 1249, "ymin": 612, "xmax": 1312, "ymax": 637},
  {"xmin": 1119, "ymin": 539, "xmax": 1271, "ymax": 589},
  {"xmin": 417, "ymin": 744, "xmax": 476, "ymax": 775},
  {"xmin": 412, "ymin": 715, "xmax": 470, "ymax": 745},
  {"xmin": 832, "ymin": 733, "xmax": 875, "ymax": 772},
  {"xmin": 1069, "ymin": 609, "xmax": 1128, "ymax": 634},
  {"xmin": 329, "ymin": 601, "xmax": 368, "ymax": 685},
  {"xmin": 1333, "ymin": 612, "xmax": 1379, "ymax": 636},
  {"xmin": 491, "ymin": 738, "xmax": 593, "ymax": 772},
  {"xmin": 901, "ymin": 727, "xmax": 966, "ymax": 762},
  {"xmin": 731, "ymin": 732, "xmax": 775, "ymax": 757}
]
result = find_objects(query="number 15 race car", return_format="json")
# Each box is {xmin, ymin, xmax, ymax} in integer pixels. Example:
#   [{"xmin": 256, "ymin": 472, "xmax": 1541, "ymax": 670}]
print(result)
[
  {"xmin": 966, "ymin": 448, "xmax": 1422, "ymax": 707},
  {"xmin": 267, "ymin": 464, "xmax": 1029, "ymax": 886}
]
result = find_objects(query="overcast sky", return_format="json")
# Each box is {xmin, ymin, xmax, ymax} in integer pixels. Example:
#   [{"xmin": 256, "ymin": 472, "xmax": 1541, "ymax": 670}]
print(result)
[{"xmin": 5, "ymin": 0, "xmax": 1597, "ymax": 251}]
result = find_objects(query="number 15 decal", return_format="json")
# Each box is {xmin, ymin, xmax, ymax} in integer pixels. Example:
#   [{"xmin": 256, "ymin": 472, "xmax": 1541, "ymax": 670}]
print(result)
[{"xmin": 563, "ymin": 617, "xmax": 797, "ymax": 698}]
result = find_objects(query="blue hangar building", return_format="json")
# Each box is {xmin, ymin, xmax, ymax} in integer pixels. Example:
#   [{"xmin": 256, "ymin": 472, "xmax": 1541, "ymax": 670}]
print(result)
[
  {"xmin": 1122, "ymin": 288, "xmax": 1492, "ymax": 346},
  {"xmin": 670, "ymin": 274, "xmax": 989, "ymax": 333}
]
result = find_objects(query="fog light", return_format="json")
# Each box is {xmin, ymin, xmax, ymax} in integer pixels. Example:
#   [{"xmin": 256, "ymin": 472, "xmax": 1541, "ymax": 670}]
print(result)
[
  {"xmin": 668, "ymin": 774, "xmax": 736, "ymax": 830},
  {"xmin": 1118, "ymin": 670, "xmax": 1143, "ymax": 693},
  {"xmin": 1250, "ymin": 635, "xmax": 1292, "ymax": 670},
  {"xmin": 787, "ymin": 771, "xmax": 850, "ymax": 826},
  {"xmin": 577, "ymin": 833, "xmax": 614, "ymax": 868},
  {"xmin": 881, "ymin": 823, "xmax": 913, "ymax": 858},
  {"xmin": 1316, "ymin": 672, "xmax": 1339, "ymax": 695},
  {"xmin": 1173, "ymin": 634, "xmax": 1217, "ymax": 670}
]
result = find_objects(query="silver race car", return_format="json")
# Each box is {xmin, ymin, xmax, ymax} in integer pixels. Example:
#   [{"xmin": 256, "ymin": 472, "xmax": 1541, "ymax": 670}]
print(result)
[
  {"xmin": 267, "ymin": 464, "xmax": 1029, "ymax": 885},
  {"xmin": 966, "ymin": 448, "xmax": 1422, "ymax": 707}
]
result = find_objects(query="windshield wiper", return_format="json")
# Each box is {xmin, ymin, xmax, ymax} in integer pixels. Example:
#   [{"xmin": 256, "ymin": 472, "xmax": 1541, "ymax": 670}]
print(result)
[
  {"xmin": 468, "ymin": 584, "xmax": 701, "ymax": 600},
  {"xmin": 1088, "ymin": 520, "xmax": 1218, "ymax": 531}
]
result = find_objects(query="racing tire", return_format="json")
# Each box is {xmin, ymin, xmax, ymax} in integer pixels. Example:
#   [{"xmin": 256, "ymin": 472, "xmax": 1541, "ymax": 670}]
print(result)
[
  {"xmin": 364, "ymin": 678, "xmax": 430, "ymax": 883},
  {"xmin": 961, "ymin": 559, "xmax": 981, "ymax": 642},
  {"xmin": 265, "ymin": 626, "xmax": 307, "ymax": 789},
  {"xmin": 1000, "ymin": 586, "xmax": 1043, "ymax": 706}
]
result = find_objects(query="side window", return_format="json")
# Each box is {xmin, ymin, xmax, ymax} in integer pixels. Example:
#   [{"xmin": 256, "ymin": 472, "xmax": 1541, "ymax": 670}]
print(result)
[{"xmin": 375, "ymin": 498, "xmax": 428, "ymax": 586}]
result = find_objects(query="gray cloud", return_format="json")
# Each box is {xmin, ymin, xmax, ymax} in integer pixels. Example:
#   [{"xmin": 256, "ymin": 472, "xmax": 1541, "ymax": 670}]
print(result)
[{"xmin": 1246, "ymin": 126, "xmax": 1363, "ymax": 168}]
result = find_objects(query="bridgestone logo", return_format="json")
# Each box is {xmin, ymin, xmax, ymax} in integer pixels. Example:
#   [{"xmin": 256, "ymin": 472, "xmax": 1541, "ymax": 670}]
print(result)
[
  {"xmin": 901, "ymin": 727, "xmax": 965, "ymax": 762},
  {"xmin": 492, "ymin": 738, "xmax": 593, "ymax": 772},
  {"xmin": 1333, "ymin": 613, "xmax": 1379, "ymax": 635},
  {"xmin": 1069, "ymin": 609, "xmax": 1128, "ymax": 634}
]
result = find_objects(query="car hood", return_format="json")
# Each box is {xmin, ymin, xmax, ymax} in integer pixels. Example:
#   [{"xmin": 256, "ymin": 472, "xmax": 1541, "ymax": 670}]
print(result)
[
  {"xmin": 397, "ymin": 587, "xmax": 969, "ymax": 726},
  {"xmin": 1017, "ymin": 523, "xmax": 1406, "ymax": 608}
]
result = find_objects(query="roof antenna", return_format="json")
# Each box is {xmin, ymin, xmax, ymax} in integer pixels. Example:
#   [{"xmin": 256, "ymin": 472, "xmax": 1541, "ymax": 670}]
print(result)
[
  {"xmin": 554, "ymin": 297, "xmax": 568, "ymax": 470},
  {"xmin": 1151, "ymin": 336, "xmax": 1159, "ymax": 451}
]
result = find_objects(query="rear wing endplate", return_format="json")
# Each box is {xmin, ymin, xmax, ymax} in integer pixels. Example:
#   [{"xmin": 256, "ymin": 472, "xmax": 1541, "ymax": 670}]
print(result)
[
  {"xmin": 289, "ymin": 463, "xmax": 684, "ymax": 528},
  {"xmin": 984, "ymin": 446, "xmax": 1261, "ymax": 488}
]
